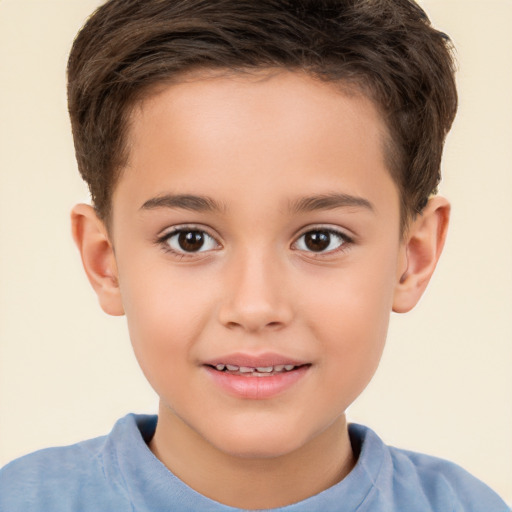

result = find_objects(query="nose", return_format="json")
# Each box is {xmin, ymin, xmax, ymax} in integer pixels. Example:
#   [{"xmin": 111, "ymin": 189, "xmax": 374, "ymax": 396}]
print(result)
[{"xmin": 217, "ymin": 249, "xmax": 294, "ymax": 333}]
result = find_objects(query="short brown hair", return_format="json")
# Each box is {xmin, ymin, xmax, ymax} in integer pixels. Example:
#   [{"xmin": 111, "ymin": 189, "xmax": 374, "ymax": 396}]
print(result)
[{"xmin": 67, "ymin": 0, "xmax": 457, "ymax": 228}]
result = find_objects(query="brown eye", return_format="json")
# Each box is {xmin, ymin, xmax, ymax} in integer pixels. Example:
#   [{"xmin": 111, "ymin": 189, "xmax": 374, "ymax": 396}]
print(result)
[
  {"xmin": 178, "ymin": 231, "xmax": 205, "ymax": 252},
  {"xmin": 304, "ymin": 231, "xmax": 331, "ymax": 252},
  {"xmin": 294, "ymin": 229, "xmax": 348, "ymax": 253},
  {"xmin": 165, "ymin": 229, "xmax": 219, "ymax": 253}
]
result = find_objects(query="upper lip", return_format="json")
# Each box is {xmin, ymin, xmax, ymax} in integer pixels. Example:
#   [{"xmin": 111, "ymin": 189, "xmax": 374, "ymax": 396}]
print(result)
[{"xmin": 202, "ymin": 352, "xmax": 309, "ymax": 368}]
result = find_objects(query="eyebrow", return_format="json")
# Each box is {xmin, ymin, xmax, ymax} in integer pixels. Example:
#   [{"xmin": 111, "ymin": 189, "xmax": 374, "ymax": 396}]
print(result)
[
  {"xmin": 288, "ymin": 193, "xmax": 374, "ymax": 214},
  {"xmin": 140, "ymin": 194, "xmax": 226, "ymax": 213},
  {"xmin": 140, "ymin": 192, "xmax": 374, "ymax": 215}
]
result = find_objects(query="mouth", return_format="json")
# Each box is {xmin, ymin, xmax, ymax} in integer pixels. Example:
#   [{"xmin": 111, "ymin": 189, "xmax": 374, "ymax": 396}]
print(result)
[
  {"xmin": 206, "ymin": 363, "xmax": 310, "ymax": 377},
  {"xmin": 202, "ymin": 354, "xmax": 311, "ymax": 399}
]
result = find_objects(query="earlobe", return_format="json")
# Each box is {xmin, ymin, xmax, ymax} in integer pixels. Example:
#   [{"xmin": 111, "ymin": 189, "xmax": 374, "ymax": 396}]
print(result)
[
  {"xmin": 392, "ymin": 196, "xmax": 450, "ymax": 313},
  {"xmin": 71, "ymin": 204, "xmax": 125, "ymax": 316}
]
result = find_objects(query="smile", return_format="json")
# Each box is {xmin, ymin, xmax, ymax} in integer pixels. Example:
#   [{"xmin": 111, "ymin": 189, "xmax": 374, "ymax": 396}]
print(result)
[
  {"xmin": 209, "ymin": 364, "xmax": 306, "ymax": 376},
  {"xmin": 203, "ymin": 357, "xmax": 311, "ymax": 399}
]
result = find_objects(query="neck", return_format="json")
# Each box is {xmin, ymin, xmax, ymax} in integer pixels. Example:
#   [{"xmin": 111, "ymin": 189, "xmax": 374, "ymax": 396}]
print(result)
[{"xmin": 149, "ymin": 404, "xmax": 356, "ymax": 509}]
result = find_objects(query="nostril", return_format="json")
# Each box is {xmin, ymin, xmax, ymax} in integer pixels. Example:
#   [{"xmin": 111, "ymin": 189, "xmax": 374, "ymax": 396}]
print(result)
[{"xmin": 223, "ymin": 319, "xmax": 285, "ymax": 332}]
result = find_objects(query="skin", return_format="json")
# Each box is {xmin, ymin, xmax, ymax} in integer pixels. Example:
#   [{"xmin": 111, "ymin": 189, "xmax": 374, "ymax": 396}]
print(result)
[{"xmin": 72, "ymin": 70, "xmax": 449, "ymax": 509}]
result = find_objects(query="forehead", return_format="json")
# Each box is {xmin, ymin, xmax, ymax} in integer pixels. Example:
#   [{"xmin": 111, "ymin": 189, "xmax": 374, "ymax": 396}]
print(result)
[{"xmin": 114, "ymin": 70, "xmax": 398, "ymax": 221}]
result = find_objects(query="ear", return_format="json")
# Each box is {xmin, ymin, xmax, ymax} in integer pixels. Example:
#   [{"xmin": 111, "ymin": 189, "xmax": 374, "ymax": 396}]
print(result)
[
  {"xmin": 71, "ymin": 204, "xmax": 124, "ymax": 316},
  {"xmin": 393, "ymin": 196, "xmax": 450, "ymax": 313}
]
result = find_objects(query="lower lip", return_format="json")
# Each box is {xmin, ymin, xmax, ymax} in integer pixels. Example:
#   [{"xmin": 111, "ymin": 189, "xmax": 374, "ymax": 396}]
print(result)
[{"xmin": 204, "ymin": 366, "xmax": 310, "ymax": 400}]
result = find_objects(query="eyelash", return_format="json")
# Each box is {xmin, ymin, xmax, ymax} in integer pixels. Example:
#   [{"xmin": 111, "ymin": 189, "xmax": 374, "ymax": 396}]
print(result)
[
  {"xmin": 156, "ymin": 225, "xmax": 353, "ymax": 259},
  {"xmin": 156, "ymin": 225, "xmax": 220, "ymax": 259},
  {"xmin": 292, "ymin": 227, "xmax": 353, "ymax": 256}
]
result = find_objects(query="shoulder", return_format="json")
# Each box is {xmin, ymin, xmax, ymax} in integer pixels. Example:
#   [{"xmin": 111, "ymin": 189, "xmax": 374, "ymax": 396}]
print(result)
[
  {"xmin": 0, "ymin": 415, "xmax": 148, "ymax": 512},
  {"xmin": 350, "ymin": 424, "xmax": 509, "ymax": 512},
  {"xmin": 389, "ymin": 446, "xmax": 509, "ymax": 511},
  {"xmin": 0, "ymin": 436, "xmax": 125, "ymax": 512}
]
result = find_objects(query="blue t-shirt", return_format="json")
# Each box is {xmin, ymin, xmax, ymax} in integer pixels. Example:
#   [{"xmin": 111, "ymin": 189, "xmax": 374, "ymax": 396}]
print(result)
[{"xmin": 0, "ymin": 414, "xmax": 508, "ymax": 511}]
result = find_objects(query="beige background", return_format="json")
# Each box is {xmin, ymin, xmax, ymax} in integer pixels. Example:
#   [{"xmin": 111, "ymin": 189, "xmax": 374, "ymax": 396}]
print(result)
[{"xmin": 0, "ymin": 0, "xmax": 511, "ymax": 503}]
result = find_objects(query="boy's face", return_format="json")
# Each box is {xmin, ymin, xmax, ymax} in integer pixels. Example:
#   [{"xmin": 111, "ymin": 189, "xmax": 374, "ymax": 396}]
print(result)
[{"xmin": 108, "ymin": 71, "xmax": 406, "ymax": 457}]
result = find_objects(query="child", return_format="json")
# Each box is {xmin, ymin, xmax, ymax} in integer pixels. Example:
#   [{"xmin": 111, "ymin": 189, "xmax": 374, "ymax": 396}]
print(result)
[{"xmin": 0, "ymin": 0, "xmax": 508, "ymax": 510}]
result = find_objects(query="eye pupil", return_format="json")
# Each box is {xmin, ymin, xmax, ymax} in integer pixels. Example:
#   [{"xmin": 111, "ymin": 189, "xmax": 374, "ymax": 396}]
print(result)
[
  {"xmin": 304, "ymin": 231, "xmax": 331, "ymax": 252},
  {"xmin": 178, "ymin": 231, "xmax": 205, "ymax": 252}
]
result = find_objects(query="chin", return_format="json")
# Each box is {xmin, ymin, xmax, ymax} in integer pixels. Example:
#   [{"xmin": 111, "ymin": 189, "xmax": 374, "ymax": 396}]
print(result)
[
  {"xmin": 220, "ymin": 438, "xmax": 300, "ymax": 460},
  {"xmin": 205, "ymin": 420, "xmax": 312, "ymax": 460}
]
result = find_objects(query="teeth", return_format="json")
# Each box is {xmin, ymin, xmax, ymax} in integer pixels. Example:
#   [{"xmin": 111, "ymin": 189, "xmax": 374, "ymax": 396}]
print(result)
[{"xmin": 214, "ymin": 363, "xmax": 299, "ymax": 373}]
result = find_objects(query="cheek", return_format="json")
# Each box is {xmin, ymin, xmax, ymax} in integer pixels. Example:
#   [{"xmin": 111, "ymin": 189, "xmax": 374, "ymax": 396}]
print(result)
[
  {"xmin": 304, "ymin": 251, "xmax": 398, "ymax": 399},
  {"xmin": 117, "ymin": 263, "xmax": 215, "ymax": 386},
  {"xmin": 119, "ymin": 253, "xmax": 213, "ymax": 331},
  {"xmin": 306, "ymin": 251, "xmax": 397, "ymax": 340}
]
